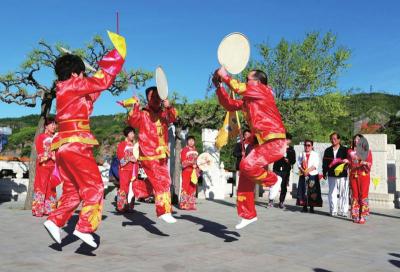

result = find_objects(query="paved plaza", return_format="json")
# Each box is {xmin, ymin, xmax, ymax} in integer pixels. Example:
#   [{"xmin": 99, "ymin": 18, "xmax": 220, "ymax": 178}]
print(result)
[{"xmin": 0, "ymin": 190, "xmax": 399, "ymax": 272}]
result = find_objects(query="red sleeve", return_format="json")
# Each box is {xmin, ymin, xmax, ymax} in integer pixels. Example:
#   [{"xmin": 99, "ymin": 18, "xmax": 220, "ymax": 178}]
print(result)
[
  {"xmin": 161, "ymin": 106, "xmax": 178, "ymax": 124},
  {"xmin": 35, "ymin": 134, "xmax": 45, "ymax": 161},
  {"xmin": 117, "ymin": 141, "xmax": 128, "ymax": 167},
  {"xmin": 127, "ymin": 103, "xmax": 142, "ymax": 129},
  {"xmin": 117, "ymin": 142, "xmax": 125, "ymax": 161},
  {"xmin": 216, "ymin": 86, "xmax": 243, "ymax": 112},
  {"xmin": 63, "ymin": 72, "xmax": 115, "ymax": 97},
  {"xmin": 62, "ymin": 49, "xmax": 124, "ymax": 97},
  {"xmin": 180, "ymin": 147, "xmax": 192, "ymax": 169},
  {"xmin": 221, "ymin": 75, "xmax": 247, "ymax": 95}
]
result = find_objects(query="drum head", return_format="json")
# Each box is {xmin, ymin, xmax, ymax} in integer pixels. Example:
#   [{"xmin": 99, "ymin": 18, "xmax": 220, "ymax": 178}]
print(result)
[
  {"xmin": 217, "ymin": 32, "xmax": 250, "ymax": 75},
  {"xmin": 197, "ymin": 152, "xmax": 216, "ymax": 172},
  {"xmin": 155, "ymin": 66, "xmax": 169, "ymax": 100}
]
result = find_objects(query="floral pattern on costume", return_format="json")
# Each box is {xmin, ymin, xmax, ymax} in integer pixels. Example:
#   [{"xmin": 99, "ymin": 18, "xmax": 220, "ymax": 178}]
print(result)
[
  {"xmin": 179, "ymin": 191, "xmax": 196, "ymax": 210},
  {"xmin": 81, "ymin": 204, "xmax": 103, "ymax": 231},
  {"xmin": 116, "ymin": 190, "xmax": 128, "ymax": 212},
  {"xmin": 155, "ymin": 192, "xmax": 172, "ymax": 214},
  {"xmin": 32, "ymin": 192, "xmax": 45, "ymax": 217}
]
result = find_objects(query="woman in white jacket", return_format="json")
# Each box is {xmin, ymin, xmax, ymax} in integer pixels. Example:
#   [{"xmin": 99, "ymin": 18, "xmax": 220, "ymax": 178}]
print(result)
[{"xmin": 296, "ymin": 139, "xmax": 323, "ymax": 213}]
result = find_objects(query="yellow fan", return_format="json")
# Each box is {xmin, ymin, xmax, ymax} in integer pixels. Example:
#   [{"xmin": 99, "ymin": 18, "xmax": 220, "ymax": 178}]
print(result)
[
  {"xmin": 107, "ymin": 31, "xmax": 127, "ymax": 59},
  {"xmin": 334, "ymin": 163, "xmax": 346, "ymax": 176},
  {"xmin": 372, "ymin": 177, "xmax": 380, "ymax": 188},
  {"xmin": 190, "ymin": 169, "xmax": 198, "ymax": 184},
  {"xmin": 117, "ymin": 97, "xmax": 139, "ymax": 108}
]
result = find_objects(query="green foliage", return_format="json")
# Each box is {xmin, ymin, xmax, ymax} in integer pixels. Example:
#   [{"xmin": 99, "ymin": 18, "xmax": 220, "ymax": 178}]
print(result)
[
  {"xmin": 346, "ymin": 93, "xmax": 400, "ymax": 120},
  {"xmin": 174, "ymin": 94, "xmax": 225, "ymax": 129},
  {"xmin": 0, "ymin": 115, "xmax": 40, "ymax": 129},
  {"xmin": 219, "ymin": 137, "xmax": 237, "ymax": 171},
  {"xmin": 21, "ymin": 145, "xmax": 32, "ymax": 157},
  {"xmin": 381, "ymin": 115, "xmax": 400, "ymax": 148},
  {"xmin": 5, "ymin": 126, "xmax": 36, "ymax": 153},
  {"xmin": 91, "ymin": 115, "xmax": 126, "ymax": 145},
  {"xmin": 247, "ymin": 31, "xmax": 351, "ymax": 101},
  {"xmin": 280, "ymin": 92, "xmax": 351, "ymax": 143}
]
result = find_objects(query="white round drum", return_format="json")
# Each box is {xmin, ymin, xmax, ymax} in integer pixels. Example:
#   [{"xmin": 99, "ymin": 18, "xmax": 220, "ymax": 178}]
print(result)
[
  {"xmin": 155, "ymin": 66, "xmax": 169, "ymax": 100},
  {"xmin": 217, "ymin": 32, "xmax": 250, "ymax": 75},
  {"xmin": 197, "ymin": 152, "xmax": 216, "ymax": 172}
]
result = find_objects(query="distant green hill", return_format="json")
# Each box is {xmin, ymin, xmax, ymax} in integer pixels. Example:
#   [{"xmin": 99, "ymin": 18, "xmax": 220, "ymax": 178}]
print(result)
[
  {"xmin": 0, "ymin": 114, "xmax": 127, "ymax": 159},
  {"xmin": 346, "ymin": 92, "xmax": 400, "ymax": 118}
]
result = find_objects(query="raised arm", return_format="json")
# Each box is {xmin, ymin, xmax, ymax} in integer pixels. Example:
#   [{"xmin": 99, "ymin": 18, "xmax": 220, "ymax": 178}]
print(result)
[
  {"xmin": 65, "ymin": 49, "xmax": 125, "ymax": 97},
  {"xmin": 35, "ymin": 135, "xmax": 47, "ymax": 164},
  {"xmin": 216, "ymin": 86, "xmax": 244, "ymax": 112},
  {"xmin": 127, "ymin": 103, "xmax": 142, "ymax": 129},
  {"xmin": 161, "ymin": 106, "xmax": 178, "ymax": 124},
  {"xmin": 117, "ymin": 142, "xmax": 128, "ymax": 167}
]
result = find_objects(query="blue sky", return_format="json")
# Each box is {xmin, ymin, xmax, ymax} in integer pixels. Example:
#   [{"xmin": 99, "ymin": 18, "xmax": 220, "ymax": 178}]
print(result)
[{"xmin": 1, "ymin": 0, "xmax": 400, "ymax": 118}]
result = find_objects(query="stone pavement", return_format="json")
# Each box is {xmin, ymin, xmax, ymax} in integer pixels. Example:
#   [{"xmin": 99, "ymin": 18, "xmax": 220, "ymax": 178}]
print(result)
[{"xmin": 0, "ymin": 191, "xmax": 399, "ymax": 272}]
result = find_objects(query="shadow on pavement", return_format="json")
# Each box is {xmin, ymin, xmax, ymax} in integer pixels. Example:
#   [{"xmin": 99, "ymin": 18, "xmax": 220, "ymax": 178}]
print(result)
[
  {"xmin": 48, "ymin": 214, "xmax": 106, "ymax": 254},
  {"xmin": 313, "ymin": 268, "xmax": 333, "ymax": 272},
  {"xmin": 74, "ymin": 233, "xmax": 100, "ymax": 256},
  {"xmin": 256, "ymin": 202, "xmax": 354, "ymax": 222},
  {"xmin": 177, "ymin": 214, "xmax": 240, "ymax": 243},
  {"xmin": 389, "ymin": 252, "xmax": 400, "ymax": 269},
  {"xmin": 209, "ymin": 199, "xmax": 236, "ymax": 208},
  {"xmin": 0, "ymin": 178, "xmax": 27, "ymax": 204},
  {"xmin": 370, "ymin": 212, "xmax": 400, "ymax": 220},
  {"xmin": 118, "ymin": 210, "xmax": 169, "ymax": 237}
]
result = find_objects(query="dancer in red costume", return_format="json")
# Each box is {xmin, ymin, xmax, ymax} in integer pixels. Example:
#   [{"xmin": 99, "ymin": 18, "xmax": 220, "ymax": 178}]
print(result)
[
  {"xmin": 179, "ymin": 135, "xmax": 199, "ymax": 210},
  {"xmin": 213, "ymin": 67, "xmax": 286, "ymax": 229},
  {"xmin": 32, "ymin": 117, "xmax": 57, "ymax": 217},
  {"xmin": 116, "ymin": 126, "xmax": 139, "ymax": 212},
  {"xmin": 347, "ymin": 134, "xmax": 372, "ymax": 224},
  {"xmin": 127, "ymin": 86, "xmax": 178, "ymax": 223},
  {"xmin": 43, "ymin": 33, "xmax": 125, "ymax": 248}
]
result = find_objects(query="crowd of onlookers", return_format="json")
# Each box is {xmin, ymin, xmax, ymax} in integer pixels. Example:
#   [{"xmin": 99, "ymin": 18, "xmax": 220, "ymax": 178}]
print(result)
[{"xmin": 233, "ymin": 131, "xmax": 373, "ymax": 224}]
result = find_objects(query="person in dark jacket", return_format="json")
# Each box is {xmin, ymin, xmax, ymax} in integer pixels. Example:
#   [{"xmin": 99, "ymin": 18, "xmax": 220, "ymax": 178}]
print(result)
[
  {"xmin": 233, "ymin": 129, "xmax": 253, "ymax": 171},
  {"xmin": 322, "ymin": 132, "xmax": 349, "ymax": 217},
  {"xmin": 273, "ymin": 133, "xmax": 296, "ymax": 208}
]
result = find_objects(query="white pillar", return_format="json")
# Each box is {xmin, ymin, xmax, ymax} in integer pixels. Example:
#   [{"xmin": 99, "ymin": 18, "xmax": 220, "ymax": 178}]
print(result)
[
  {"xmin": 198, "ymin": 129, "xmax": 227, "ymax": 200},
  {"xmin": 364, "ymin": 134, "xmax": 394, "ymax": 209},
  {"xmin": 395, "ymin": 150, "xmax": 400, "ymax": 208}
]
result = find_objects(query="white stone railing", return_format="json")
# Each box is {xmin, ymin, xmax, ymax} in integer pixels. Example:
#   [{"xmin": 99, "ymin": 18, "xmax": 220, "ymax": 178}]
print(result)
[{"xmin": 0, "ymin": 160, "xmax": 110, "ymax": 202}]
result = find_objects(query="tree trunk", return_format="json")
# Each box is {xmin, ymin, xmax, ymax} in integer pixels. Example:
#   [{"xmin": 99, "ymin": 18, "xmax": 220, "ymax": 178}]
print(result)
[
  {"xmin": 172, "ymin": 126, "xmax": 183, "ymax": 204},
  {"xmin": 24, "ymin": 95, "xmax": 53, "ymax": 210}
]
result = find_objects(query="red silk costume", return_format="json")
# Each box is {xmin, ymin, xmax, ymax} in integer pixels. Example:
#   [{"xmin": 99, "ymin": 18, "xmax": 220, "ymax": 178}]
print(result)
[
  {"xmin": 116, "ymin": 140, "xmax": 139, "ymax": 212},
  {"xmin": 348, "ymin": 149, "xmax": 372, "ymax": 221},
  {"xmin": 32, "ymin": 133, "xmax": 57, "ymax": 217},
  {"xmin": 179, "ymin": 146, "xmax": 199, "ymax": 210},
  {"xmin": 128, "ymin": 104, "xmax": 177, "ymax": 217},
  {"xmin": 216, "ymin": 76, "xmax": 286, "ymax": 219},
  {"xmin": 47, "ymin": 49, "xmax": 124, "ymax": 233}
]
